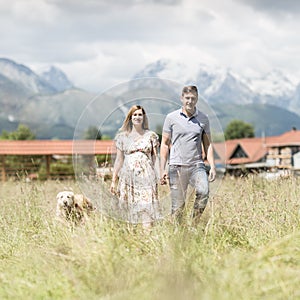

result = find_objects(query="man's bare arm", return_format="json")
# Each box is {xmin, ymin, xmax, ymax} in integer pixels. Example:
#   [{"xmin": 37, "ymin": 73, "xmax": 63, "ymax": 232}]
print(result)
[
  {"xmin": 202, "ymin": 133, "xmax": 216, "ymax": 182},
  {"xmin": 160, "ymin": 132, "xmax": 171, "ymax": 185}
]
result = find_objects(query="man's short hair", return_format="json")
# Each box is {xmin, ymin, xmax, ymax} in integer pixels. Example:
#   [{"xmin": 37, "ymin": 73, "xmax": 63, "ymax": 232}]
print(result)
[{"xmin": 182, "ymin": 85, "xmax": 198, "ymax": 96}]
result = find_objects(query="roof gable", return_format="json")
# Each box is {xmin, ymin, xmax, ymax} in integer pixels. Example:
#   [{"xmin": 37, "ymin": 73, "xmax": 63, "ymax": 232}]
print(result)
[
  {"xmin": 214, "ymin": 137, "xmax": 268, "ymax": 165},
  {"xmin": 230, "ymin": 144, "xmax": 248, "ymax": 159}
]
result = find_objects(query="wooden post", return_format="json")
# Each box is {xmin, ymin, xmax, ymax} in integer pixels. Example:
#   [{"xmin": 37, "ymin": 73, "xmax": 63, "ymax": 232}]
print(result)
[
  {"xmin": 1, "ymin": 155, "xmax": 6, "ymax": 182},
  {"xmin": 46, "ymin": 155, "xmax": 51, "ymax": 180}
]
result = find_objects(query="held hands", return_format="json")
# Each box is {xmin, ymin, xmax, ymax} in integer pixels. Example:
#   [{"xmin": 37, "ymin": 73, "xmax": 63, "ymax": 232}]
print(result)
[
  {"xmin": 160, "ymin": 172, "xmax": 168, "ymax": 185},
  {"xmin": 160, "ymin": 167, "xmax": 216, "ymax": 185}
]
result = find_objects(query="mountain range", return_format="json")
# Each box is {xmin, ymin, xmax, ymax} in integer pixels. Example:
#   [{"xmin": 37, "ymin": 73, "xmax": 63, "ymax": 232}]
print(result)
[
  {"xmin": 0, "ymin": 57, "xmax": 299, "ymax": 139},
  {"xmin": 135, "ymin": 59, "xmax": 300, "ymax": 111}
]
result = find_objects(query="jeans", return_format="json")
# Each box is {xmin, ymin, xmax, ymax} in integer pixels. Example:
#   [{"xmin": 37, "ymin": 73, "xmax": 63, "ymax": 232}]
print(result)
[{"xmin": 169, "ymin": 164, "xmax": 209, "ymax": 214}]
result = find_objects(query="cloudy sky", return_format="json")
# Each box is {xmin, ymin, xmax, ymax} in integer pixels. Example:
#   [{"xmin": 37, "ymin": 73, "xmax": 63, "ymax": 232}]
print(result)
[{"xmin": 0, "ymin": 0, "xmax": 300, "ymax": 92}]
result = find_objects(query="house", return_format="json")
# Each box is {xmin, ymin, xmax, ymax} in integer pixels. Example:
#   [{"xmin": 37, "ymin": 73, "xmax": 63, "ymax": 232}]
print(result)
[
  {"xmin": 265, "ymin": 128, "xmax": 300, "ymax": 170},
  {"xmin": 213, "ymin": 137, "xmax": 268, "ymax": 175},
  {"xmin": 1, "ymin": 129, "xmax": 300, "ymax": 181},
  {"xmin": 213, "ymin": 129, "xmax": 300, "ymax": 175}
]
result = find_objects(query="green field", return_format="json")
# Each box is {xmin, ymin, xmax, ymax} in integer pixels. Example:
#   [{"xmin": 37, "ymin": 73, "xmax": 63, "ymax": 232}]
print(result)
[{"xmin": 0, "ymin": 177, "xmax": 299, "ymax": 300}]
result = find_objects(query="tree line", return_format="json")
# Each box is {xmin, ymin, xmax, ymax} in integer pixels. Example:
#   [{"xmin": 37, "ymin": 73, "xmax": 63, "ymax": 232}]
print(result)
[{"xmin": 1, "ymin": 120, "xmax": 255, "ymax": 141}]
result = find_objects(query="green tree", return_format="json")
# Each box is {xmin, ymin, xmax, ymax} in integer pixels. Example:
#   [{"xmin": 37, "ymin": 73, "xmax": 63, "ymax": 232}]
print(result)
[
  {"xmin": 0, "ymin": 130, "xmax": 10, "ymax": 140},
  {"xmin": 84, "ymin": 126, "xmax": 102, "ymax": 140},
  {"xmin": 101, "ymin": 134, "xmax": 111, "ymax": 140},
  {"xmin": 224, "ymin": 120, "xmax": 255, "ymax": 140},
  {"xmin": 0, "ymin": 124, "xmax": 38, "ymax": 179},
  {"xmin": 0, "ymin": 124, "xmax": 35, "ymax": 140}
]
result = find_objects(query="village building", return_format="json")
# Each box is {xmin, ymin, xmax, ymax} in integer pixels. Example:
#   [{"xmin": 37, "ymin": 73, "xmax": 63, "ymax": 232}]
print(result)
[
  {"xmin": 0, "ymin": 140, "xmax": 115, "ymax": 181},
  {"xmin": 265, "ymin": 129, "xmax": 300, "ymax": 171},
  {"xmin": 1, "ymin": 129, "xmax": 300, "ymax": 181},
  {"xmin": 214, "ymin": 128, "xmax": 300, "ymax": 176}
]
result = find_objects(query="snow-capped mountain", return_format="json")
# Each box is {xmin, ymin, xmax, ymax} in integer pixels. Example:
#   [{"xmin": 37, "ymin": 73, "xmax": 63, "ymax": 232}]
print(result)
[
  {"xmin": 39, "ymin": 66, "xmax": 73, "ymax": 92},
  {"xmin": 290, "ymin": 83, "xmax": 300, "ymax": 114},
  {"xmin": 133, "ymin": 59, "xmax": 299, "ymax": 114},
  {"xmin": 133, "ymin": 59, "xmax": 256, "ymax": 105},
  {"xmin": 244, "ymin": 69, "xmax": 295, "ymax": 97},
  {"xmin": 0, "ymin": 57, "xmax": 299, "ymax": 139},
  {"xmin": 161, "ymin": 62, "xmax": 253, "ymax": 102},
  {"xmin": 0, "ymin": 58, "xmax": 56, "ymax": 94},
  {"xmin": 0, "ymin": 58, "xmax": 79, "ymax": 138},
  {"xmin": 200, "ymin": 71, "xmax": 255, "ymax": 105},
  {"xmin": 240, "ymin": 69, "xmax": 296, "ymax": 109}
]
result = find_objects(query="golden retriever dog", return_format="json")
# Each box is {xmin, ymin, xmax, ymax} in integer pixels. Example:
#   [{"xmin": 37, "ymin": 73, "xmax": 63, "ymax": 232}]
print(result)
[{"xmin": 56, "ymin": 191, "xmax": 95, "ymax": 223}]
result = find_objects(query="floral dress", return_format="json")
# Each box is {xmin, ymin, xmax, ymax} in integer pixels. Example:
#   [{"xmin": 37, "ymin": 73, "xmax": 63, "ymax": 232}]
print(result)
[{"xmin": 115, "ymin": 130, "xmax": 160, "ymax": 224}]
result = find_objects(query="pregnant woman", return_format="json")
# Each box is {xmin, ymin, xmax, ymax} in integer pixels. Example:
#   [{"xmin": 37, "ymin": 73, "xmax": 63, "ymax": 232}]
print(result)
[{"xmin": 110, "ymin": 105, "xmax": 160, "ymax": 225}]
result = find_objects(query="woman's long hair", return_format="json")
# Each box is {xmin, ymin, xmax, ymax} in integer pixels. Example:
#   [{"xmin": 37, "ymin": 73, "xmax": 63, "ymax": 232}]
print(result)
[{"xmin": 119, "ymin": 105, "xmax": 149, "ymax": 133}]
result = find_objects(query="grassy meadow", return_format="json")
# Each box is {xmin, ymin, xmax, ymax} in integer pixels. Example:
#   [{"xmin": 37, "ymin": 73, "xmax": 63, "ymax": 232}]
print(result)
[{"xmin": 0, "ymin": 176, "xmax": 299, "ymax": 300}]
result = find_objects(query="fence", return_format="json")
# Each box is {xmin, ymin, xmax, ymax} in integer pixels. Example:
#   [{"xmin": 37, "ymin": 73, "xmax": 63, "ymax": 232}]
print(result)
[{"xmin": 0, "ymin": 140, "xmax": 115, "ymax": 181}]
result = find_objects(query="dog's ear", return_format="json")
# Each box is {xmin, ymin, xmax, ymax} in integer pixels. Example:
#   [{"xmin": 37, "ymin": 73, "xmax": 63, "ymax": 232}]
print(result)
[
  {"xmin": 83, "ymin": 197, "xmax": 94, "ymax": 210},
  {"xmin": 87, "ymin": 200, "xmax": 94, "ymax": 210},
  {"xmin": 75, "ymin": 202, "xmax": 83, "ymax": 211}
]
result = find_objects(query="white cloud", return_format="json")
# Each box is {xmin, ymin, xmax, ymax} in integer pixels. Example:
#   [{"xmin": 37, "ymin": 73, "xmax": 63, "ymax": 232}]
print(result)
[
  {"xmin": 11, "ymin": 0, "xmax": 59, "ymax": 23},
  {"xmin": 0, "ymin": 0, "xmax": 299, "ymax": 91},
  {"xmin": 235, "ymin": 0, "xmax": 300, "ymax": 16}
]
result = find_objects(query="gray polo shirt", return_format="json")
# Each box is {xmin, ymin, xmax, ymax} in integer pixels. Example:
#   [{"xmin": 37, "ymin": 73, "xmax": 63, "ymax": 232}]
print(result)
[{"xmin": 162, "ymin": 108, "xmax": 210, "ymax": 166}]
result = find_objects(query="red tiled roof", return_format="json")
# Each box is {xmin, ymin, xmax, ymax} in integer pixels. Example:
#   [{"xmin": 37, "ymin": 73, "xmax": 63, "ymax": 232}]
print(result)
[
  {"xmin": 265, "ymin": 129, "xmax": 300, "ymax": 146},
  {"xmin": 214, "ymin": 137, "xmax": 268, "ymax": 165},
  {"xmin": 213, "ymin": 130, "xmax": 300, "ymax": 165},
  {"xmin": 232, "ymin": 139, "xmax": 266, "ymax": 165},
  {"xmin": 0, "ymin": 140, "xmax": 115, "ymax": 155},
  {"xmin": 1, "ymin": 130, "xmax": 299, "ymax": 164}
]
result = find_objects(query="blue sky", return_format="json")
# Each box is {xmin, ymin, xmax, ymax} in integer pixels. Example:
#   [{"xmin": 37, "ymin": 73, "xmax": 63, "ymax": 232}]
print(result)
[{"xmin": 0, "ymin": 0, "xmax": 299, "ymax": 92}]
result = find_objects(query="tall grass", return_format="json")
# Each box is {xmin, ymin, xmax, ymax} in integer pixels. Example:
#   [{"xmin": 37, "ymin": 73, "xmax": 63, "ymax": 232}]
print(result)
[{"xmin": 0, "ymin": 176, "xmax": 299, "ymax": 299}]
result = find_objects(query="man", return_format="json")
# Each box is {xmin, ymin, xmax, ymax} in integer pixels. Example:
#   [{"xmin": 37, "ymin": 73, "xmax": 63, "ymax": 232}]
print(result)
[{"xmin": 160, "ymin": 85, "xmax": 216, "ymax": 219}]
